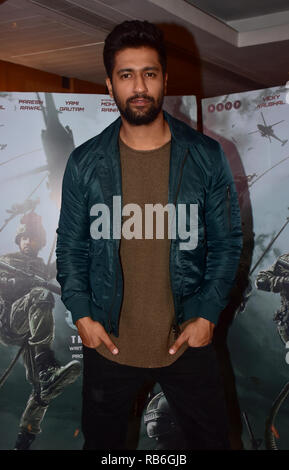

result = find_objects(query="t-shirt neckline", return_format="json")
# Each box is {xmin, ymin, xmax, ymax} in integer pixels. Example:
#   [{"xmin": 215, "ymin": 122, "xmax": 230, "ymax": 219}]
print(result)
[{"xmin": 119, "ymin": 136, "xmax": 171, "ymax": 154}]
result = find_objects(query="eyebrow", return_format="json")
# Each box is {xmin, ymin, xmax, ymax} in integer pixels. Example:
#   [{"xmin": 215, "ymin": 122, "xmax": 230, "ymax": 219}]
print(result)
[{"xmin": 116, "ymin": 66, "xmax": 160, "ymax": 75}]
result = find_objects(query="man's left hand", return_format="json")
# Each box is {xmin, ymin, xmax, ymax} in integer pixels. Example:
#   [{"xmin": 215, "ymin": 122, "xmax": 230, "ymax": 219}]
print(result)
[{"xmin": 169, "ymin": 317, "xmax": 215, "ymax": 354}]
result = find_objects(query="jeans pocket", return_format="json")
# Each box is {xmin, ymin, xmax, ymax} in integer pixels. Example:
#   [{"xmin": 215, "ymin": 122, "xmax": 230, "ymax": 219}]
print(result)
[
  {"xmin": 82, "ymin": 343, "xmax": 96, "ymax": 352},
  {"xmin": 186, "ymin": 342, "xmax": 212, "ymax": 351}
]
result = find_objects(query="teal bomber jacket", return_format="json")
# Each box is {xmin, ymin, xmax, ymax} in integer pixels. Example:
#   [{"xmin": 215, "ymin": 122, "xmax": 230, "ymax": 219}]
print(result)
[{"xmin": 56, "ymin": 111, "xmax": 243, "ymax": 336}]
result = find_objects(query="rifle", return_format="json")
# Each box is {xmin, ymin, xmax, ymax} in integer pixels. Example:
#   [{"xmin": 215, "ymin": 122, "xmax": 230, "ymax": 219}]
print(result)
[{"xmin": 0, "ymin": 259, "xmax": 61, "ymax": 295}]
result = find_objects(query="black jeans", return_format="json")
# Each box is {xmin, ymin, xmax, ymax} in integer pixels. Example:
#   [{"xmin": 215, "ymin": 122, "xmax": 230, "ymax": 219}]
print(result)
[{"xmin": 81, "ymin": 343, "xmax": 231, "ymax": 450}]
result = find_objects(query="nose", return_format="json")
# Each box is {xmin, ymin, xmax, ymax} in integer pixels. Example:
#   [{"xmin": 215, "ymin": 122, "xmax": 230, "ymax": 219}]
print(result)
[{"xmin": 133, "ymin": 73, "xmax": 148, "ymax": 94}]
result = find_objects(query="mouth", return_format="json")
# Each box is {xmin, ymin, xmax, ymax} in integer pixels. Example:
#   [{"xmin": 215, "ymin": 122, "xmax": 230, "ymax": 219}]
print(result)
[{"xmin": 129, "ymin": 97, "xmax": 152, "ymax": 106}]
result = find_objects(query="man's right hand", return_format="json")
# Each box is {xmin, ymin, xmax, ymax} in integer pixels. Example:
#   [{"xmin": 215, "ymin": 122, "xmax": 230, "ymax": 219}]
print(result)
[{"xmin": 76, "ymin": 317, "xmax": 119, "ymax": 355}]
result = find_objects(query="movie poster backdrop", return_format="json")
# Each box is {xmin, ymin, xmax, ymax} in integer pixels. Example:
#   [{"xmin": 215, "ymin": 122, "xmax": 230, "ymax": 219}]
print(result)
[{"xmin": 202, "ymin": 85, "xmax": 289, "ymax": 450}]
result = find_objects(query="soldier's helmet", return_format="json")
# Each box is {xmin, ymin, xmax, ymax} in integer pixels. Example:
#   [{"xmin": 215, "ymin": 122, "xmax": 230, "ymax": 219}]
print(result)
[
  {"xmin": 144, "ymin": 391, "xmax": 182, "ymax": 438},
  {"xmin": 15, "ymin": 211, "xmax": 46, "ymax": 249}
]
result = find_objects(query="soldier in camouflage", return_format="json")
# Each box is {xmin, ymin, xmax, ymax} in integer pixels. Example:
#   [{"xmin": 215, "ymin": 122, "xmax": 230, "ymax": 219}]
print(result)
[
  {"xmin": 255, "ymin": 253, "xmax": 289, "ymax": 344},
  {"xmin": 0, "ymin": 211, "xmax": 81, "ymax": 450}
]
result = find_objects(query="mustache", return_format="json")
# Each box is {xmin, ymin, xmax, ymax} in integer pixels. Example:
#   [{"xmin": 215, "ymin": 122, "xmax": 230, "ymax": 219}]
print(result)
[{"xmin": 127, "ymin": 94, "xmax": 155, "ymax": 103}]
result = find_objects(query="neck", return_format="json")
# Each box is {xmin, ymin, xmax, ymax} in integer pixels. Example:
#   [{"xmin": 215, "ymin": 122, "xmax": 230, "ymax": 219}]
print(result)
[{"xmin": 119, "ymin": 111, "xmax": 171, "ymax": 150}]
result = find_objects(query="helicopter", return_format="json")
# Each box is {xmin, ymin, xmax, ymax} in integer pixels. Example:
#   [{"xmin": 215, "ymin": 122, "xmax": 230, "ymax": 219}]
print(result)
[{"xmin": 248, "ymin": 112, "xmax": 288, "ymax": 146}]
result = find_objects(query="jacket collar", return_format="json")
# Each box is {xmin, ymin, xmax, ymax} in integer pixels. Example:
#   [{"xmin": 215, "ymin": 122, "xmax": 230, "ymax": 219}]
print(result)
[
  {"xmin": 105, "ymin": 109, "xmax": 197, "ymax": 156},
  {"xmin": 104, "ymin": 110, "xmax": 192, "ymax": 204}
]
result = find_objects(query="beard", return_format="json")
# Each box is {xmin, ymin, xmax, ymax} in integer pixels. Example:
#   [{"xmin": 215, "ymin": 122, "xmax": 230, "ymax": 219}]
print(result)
[
  {"xmin": 20, "ymin": 245, "xmax": 38, "ymax": 257},
  {"xmin": 112, "ymin": 86, "xmax": 164, "ymax": 126}
]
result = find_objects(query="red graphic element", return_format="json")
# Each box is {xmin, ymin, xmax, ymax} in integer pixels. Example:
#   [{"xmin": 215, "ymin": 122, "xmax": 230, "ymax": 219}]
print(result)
[
  {"xmin": 208, "ymin": 101, "xmax": 242, "ymax": 113},
  {"xmin": 271, "ymin": 425, "xmax": 280, "ymax": 439}
]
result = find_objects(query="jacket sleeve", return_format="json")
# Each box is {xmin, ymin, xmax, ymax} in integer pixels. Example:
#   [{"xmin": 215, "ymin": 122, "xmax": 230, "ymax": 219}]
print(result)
[
  {"xmin": 56, "ymin": 152, "xmax": 92, "ymax": 325},
  {"xmin": 182, "ymin": 142, "xmax": 243, "ymax": 325}
]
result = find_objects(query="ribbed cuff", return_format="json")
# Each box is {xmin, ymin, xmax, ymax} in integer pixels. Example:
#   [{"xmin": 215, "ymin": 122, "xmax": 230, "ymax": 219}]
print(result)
[
  {"xmin": 182, "ymin": 294, "xmax": 222, "ymax": 325},
  {"xmin": 65, "ymin": 297, "xmax": 91, "ymax": 325}
]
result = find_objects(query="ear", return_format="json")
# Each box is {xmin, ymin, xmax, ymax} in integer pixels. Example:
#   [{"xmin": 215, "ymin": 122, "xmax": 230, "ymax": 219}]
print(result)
[
  {"xmin": 164, "ymin": 72, "xmax": 168, "ymax": 95},
  {"xmin": 106, "ymin": 77, "xmax": 114, "ymax": 99}
]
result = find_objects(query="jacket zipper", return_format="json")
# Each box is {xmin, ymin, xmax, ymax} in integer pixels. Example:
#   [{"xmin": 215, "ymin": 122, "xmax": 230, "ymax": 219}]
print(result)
[
  {"xmin": 226, "ymin": 184, "xmax": 232, "ymax": 232},
  {"xmin": 171, "ymin": 149, "xmax": 189, "ymax": 340},
  {"xmin": 107, "ymin": 241, "xmax": 118, "ymax": 334},
  {"xmin": 107, "ymin": 214, "xmax": 125, "ymax": 334},
  {"xmin": 106, "ymin": 147, "xmax": 122, "ymax": 335}
]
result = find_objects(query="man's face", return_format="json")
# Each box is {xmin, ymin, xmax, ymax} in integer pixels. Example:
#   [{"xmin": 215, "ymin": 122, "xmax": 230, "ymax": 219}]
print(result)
[
  {"xmin": 19, "ymin": 236, "xmax": 39, "ymax": 256},
  {"xmin": 106, "ymin": 46, "xmax": 167, "ymax": 126}
]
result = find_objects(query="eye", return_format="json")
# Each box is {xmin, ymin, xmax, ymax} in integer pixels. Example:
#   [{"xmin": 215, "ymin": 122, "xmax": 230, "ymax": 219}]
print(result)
[
  {"xmin": 120, "ymin": 73, "xmax": 132, "ymax": 79},
  {"xmin": 145, "ymin": 72, "xmax": 156, "ymax": 78}
]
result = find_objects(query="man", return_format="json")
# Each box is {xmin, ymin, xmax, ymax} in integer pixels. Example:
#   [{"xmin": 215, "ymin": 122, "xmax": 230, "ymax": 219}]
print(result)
[
  {"xmin": 56, "ymin": 20, "xmax": 243, "ymax": 450},
  {"xmin": 0, "ymin": 211, "xmax": 81, "ymax": 450},
  {"xmin": 255, "ymin": 253, "xmax": 289, "ymax": 345}
]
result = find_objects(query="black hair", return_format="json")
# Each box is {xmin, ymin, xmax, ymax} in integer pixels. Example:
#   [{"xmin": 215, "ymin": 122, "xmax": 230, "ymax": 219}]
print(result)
[{"xmin": 103, "ymin": 20, "xmax": 167, "ymax": 80}]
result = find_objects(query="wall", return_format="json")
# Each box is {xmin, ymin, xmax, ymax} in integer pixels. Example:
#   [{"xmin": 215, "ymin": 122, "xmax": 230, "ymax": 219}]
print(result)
[{"xmin": 0, "ymin": 60, "xmax": 106, "ymax": 94}]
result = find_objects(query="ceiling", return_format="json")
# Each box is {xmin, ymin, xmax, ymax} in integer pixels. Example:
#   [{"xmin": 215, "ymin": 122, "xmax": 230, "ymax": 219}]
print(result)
[
  {"xmin": 185, "ymin": 0, "xmax": 289, "ymax": 21},
  {"xmin": 0, "ymin": 0, "xmax": 289, "ymax": 96}
]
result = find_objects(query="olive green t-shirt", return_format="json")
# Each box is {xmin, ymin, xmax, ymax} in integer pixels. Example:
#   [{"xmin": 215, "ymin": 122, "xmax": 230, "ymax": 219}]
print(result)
[{"xmin": 95, "ymin": 138, "xmax": 194, "ymax": 367}]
